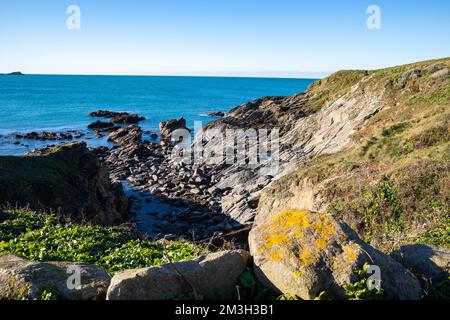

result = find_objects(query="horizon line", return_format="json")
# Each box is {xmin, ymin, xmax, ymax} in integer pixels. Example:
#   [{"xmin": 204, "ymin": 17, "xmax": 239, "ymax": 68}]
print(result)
[{"xmin": 1, "ymin": 71, "xmax": 332, "ymax": 80}]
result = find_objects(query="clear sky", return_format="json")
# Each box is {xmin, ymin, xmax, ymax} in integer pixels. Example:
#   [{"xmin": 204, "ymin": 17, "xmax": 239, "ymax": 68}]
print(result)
[{"xmin": 0, "ymin": 0, "xmax": 449, "ymax": 77}]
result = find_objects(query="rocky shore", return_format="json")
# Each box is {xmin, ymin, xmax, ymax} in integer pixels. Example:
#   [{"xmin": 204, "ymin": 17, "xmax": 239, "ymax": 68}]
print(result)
[{"xmin": 0, "ymin": 58, "xmax": 449, "ymax": 300}]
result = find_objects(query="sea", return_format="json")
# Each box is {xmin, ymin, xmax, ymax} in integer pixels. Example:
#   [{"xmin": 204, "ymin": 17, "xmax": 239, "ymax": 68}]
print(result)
[{"xmin": 0, "ymin": 74, "xmax": 315, "ymax": 156}]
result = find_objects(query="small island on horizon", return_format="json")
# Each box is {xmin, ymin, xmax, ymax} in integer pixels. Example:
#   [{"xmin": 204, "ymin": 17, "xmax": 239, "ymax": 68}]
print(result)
[{"xmin": 1, "ymin": 71, "xmax": 24, "ymax": 75}]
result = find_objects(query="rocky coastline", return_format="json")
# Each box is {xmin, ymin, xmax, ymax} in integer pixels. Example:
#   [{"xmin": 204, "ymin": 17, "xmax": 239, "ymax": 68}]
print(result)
[{"xmin": 0, "ymin": 58, "xmax": 449, "ymax": 300}]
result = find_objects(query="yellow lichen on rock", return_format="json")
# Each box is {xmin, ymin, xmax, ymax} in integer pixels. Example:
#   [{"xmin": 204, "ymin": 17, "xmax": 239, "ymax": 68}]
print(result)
[
  {"xmin": 343, "ymin": 243, "xmax": 359, "ymax": 264},
  {"xmin": 259, "ymin": 209, "xmax": 338, "ymax": 272},
  {"xmin": 298, "ymin": 248, "xmax": 316, "ymax": 266},
  {"xmin": 313, "ymin": 213, "xmax": 337, "ymax": 249}
]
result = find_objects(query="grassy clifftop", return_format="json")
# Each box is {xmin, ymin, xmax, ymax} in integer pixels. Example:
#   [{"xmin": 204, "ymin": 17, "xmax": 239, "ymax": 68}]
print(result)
[{"xmin": 261, "ymin": 58, "xmax": 450, "ymax": 251}]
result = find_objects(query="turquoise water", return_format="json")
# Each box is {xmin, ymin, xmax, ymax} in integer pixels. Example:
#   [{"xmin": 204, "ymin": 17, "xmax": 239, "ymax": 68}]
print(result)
[{"xmin": 0, "ymin": 75, "xmax": 315, "ymax": 155}]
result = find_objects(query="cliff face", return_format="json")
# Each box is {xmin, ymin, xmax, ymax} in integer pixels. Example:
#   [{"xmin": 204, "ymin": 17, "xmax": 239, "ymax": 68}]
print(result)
[
  {"xmin": 0, "ymin": 142, "xmax": 130, "ymax": 225},
  {"xmin": 204, "ymin": 58, "xmax": 449, "ymax": 250}
]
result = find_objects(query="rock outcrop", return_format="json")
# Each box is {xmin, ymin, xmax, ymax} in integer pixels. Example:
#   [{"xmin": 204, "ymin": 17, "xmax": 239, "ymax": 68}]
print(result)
[
  {"xmin": 87, "ymin": 120, "xmax": 117, "ymax": 132},
  {"xmin": 111, "ymin": 113, "xmax": 145, "ymax": 124},
  {"xmin": 106, "ymin": 250, "xmax": 249, "ymax": 300},
  {"xmin": 190, "ymin": 85, "xmax": 385, "ymax": 225},
  {"xmin": 107, "ymin": 125, "xmax": 142, "ymax": 146},
  {"xmin": 249, "ymin": 209, "xmax": 422, "ymax": 300},
  {"xmin": 159, "ymin": 117, "xmax": 190, "ymax": 140},
  {"xmin": 0, "ymin": 142, "xmax": 130, "ymax": 225},
  {"xmin": 207, "ymin": 111, "xmax": 225, "ymax": 117},
  {"xmin": 0, "ymin": 254, "xmax": 110, "ymax": 300},
  {"xmin": 190, "ymin": 59, "xmax": 450, "ymax": 244}
]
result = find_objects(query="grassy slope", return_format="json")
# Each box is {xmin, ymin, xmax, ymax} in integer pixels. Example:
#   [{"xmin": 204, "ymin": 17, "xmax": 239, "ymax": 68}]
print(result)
[{"xmin": 268, "ymin": 58, "xmax": 450, "ymax": 251}]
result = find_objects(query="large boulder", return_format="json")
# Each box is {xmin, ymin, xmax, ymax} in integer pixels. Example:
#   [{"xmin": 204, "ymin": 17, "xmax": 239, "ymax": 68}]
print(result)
[
  {"xmin": 0, "ymin": 254, "xmax": 110, "ymax": 300},
  {"xmin": 159, "ymin": 117, "xmax": 190, "ymax": 140},
  {"xmin": 249, "ymin": 209, "xmax": 422, "ymax": 300},
  {"xmin": 0, "ymin": 142, "xmax": 131, "ymax": 225},
  {"xmin": 391, "ymin": 244, "xmax": 450, "ymax": 279},
  {"xmin": 106, "ymin": 250, "xmax": 249, "ymax": 300}
]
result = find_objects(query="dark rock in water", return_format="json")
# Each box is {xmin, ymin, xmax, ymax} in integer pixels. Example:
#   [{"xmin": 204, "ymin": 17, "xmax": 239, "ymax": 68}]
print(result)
[
  {"xmin": 59, "ymin": 133, "xmax": 74, "ymax": 140},
  {"xmin": 16, "ymin": 131, "xmax": 75, "ymax": 141},
  {"xmin": 24, "ymin": 132, "xmax": 39, "ymax": 139},
  {"xmin": 87, "ymin": 120, "xmax": 116, "ymax": 131},
  {"xmin": 159, "ymin": 117, "xmax": 190, "ymax": 140},
  {"xmin": 89, "ymin": 110, "xmax": 124, "ymax": 118},
  {"xmin": 89, "ymin": 110, "xmax": 145, "ymax": 124},
  {"xmin": 150, "ymin": 133, "xmax": 158, "ymax": 139},
  {"xmin": 108, "ymin": 125, "xmax": 142, "ymax": 146},
  {"xmin": 0, "ymin": 142, "xmax": 131, "ymax": 225},
  {"xmin": 111, "ymin": 113, "xmax": 145, "ymax": 124},
  {"xmin": 207, "ymin": 111, "xmax": 225, "ymax": 117}
]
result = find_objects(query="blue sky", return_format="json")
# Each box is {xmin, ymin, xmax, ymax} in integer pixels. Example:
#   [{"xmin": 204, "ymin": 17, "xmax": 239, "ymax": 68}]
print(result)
[{"xmin": 0, "ymin": 0, "xmax": 449, "ymax": 77}]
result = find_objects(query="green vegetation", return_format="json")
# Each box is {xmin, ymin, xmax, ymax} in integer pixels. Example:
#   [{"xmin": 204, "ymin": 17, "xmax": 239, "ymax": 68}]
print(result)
[
  {"xmin": 236, "ymin": 268, "xmax": 278, "ymax": 300},
  {"xmin": 360, "ymin": 177, "xmax": 405, "ymax": 242},
  {"xmin": 417, "ymin": 215, "xmax": 450, "ymax": 247},
  {"xmin": 417, "ymin": 86, "xmax": 450, "ymax": 105},
  {"xmin": 344, "ymin": 264, "xmax": 383, "ymax": 300},
  {"xmin": 306, "ymin": 70, "xmax": 367, "ymax": 112},
  {"xmin": 38, "ymin": 287, "xmax": 59, "ymax": 301},
  {"xmin": 278, "ymin": 293, "xmax": 300, "ymax": 300},
  {"xmin": 0, "ymin": 209, "xmax": 205, "ymax": 273}
]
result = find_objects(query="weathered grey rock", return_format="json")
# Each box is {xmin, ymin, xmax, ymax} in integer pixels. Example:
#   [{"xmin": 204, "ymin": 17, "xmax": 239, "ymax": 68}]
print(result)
[
  {"xmin": 106, "ymin": 250, "xmax": 249, "ymax": 300},
  {"xmin": 392, "ymin": 69, "xmax": 422, "ymax": 89},
  {"xmin": 249, "ymin": 209, "xmax": 422, "ymax": 300},
  {"xmin": 430, "ymin": 68, "xmax": 449, "ymax": 79},
  {"xmin": 391, "ymin": 244, "xmax": 450, "ymax": 279},
  {"xmin": 0, "ymin": 254, "xmax": 110, "ymax": 300}
]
